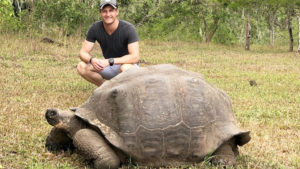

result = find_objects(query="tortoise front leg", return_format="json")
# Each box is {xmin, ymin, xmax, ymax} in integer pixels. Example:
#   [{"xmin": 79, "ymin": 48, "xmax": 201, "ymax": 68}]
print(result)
[
  {"xmin": 211, "ymin": 138, "xmax": 237, "ymax": 166},
  {"xmin": 73, "ymin": 129, "xmax": 120, "ymax": 169},
  {"xmin": 46, "ymin": 128, "xmax": 74, "ymax": 152}
]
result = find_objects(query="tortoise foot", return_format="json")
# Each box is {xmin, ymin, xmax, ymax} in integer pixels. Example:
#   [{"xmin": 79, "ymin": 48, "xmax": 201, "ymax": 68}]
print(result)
[{"xmin": 211, "ymin": 138, "xmax": 237, "ymax": 166}]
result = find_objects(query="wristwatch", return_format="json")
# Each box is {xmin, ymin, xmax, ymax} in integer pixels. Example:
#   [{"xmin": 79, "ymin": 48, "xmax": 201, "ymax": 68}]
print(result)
[{"xmin": 109, "ymin": 58, "xmax": 114, "ymax": 66}]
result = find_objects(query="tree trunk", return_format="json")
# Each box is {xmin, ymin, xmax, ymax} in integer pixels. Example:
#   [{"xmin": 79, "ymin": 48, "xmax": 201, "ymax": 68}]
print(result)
[
  {"xmin": 206, "ymin": 17, "xmax": 219, "ymax": 43},
  {"xmin": 270, "ymin": 25, "xmax": 275, "ymax": 46},
  {"xmin": 298, "ymin": 11, "xmax": 300, "ymax": 53},
  {"xmin": 42, "ymin": 15, "xmax": 46, "ymax": 35},
  {"xmin": 12, "ymin": 0, "xmax": 21, "ymax": 17},
  {"xmin": 266, "ymin": 8, "xmax": 278, "ymax": 46},
  {"xmin": 268, "ymin": 14, "xmax": 276, "ymax": 46},
  {"xmin": 201, "ymin": 11, "xmax": 219, "ymax": 43},
  {"xmin": 287, "ymin": 12, "xmax": 293, "ymax": 52},
  {"xmin": 245, "ymin": 13, "xmax": 251, "ymax": 51},
  {"xmin": 201, "ymin": 13, "xmax": 207, "ymax": 43}
]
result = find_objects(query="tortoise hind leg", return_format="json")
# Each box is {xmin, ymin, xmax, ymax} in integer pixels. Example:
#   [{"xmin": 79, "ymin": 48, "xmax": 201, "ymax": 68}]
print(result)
[
  {"xmin": 73, "ymin": 129, "xmax": 120, "ymax": 169},
  {"xmin": 211, "ymin": 138, "xmax": 237, "ymax": 166}
]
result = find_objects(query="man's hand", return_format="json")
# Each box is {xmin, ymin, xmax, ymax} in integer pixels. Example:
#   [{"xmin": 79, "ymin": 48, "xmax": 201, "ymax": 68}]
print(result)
[{"xmin": 90, "ymin": 58, "xmax": 109, "ymax": 72}]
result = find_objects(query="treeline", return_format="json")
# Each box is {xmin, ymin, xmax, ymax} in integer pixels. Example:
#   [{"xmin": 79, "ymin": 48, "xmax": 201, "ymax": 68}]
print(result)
[{"xmin": 1, "ymin": 0, "xmax": 300, "ymax": 51}]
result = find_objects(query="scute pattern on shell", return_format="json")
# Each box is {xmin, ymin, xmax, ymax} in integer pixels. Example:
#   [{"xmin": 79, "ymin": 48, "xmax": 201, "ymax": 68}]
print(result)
[{"xmin": 75, "ymin": 64, "xmax": 250, "ymax": 165}]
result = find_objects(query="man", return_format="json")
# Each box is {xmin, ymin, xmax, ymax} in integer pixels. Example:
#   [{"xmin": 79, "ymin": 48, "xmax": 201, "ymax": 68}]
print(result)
[{"xmin": 77, "ymin": 0, "xmax": 139, "ymax": 86}]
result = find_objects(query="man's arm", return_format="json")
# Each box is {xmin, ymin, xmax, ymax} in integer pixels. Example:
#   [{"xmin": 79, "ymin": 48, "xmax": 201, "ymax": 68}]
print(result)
[
  {"xmin": 79, "ymin": 40, "xmax": 95, "ymax": 63},
  {"xmin": 79, "ymin": 40, "xmax": 104, "ymax": 72},
  {"xmin": 114, "ymin": 41, "xmax": 140, "ymax": 64},
  {"xmin": 97, "ymin": 41, "xmax": 139, "ymax": 68}
]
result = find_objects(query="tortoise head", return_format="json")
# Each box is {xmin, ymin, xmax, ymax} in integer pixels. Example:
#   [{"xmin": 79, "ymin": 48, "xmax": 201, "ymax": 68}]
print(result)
[{"xmin": 45, "ymin": 108, "xmax": 75, "ymax": 129}]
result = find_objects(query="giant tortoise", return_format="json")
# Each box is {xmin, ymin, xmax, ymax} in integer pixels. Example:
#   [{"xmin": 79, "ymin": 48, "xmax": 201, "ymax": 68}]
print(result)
[{"xmin": 45, "ymin": 64, "xmax": 251, "ymax": 168}]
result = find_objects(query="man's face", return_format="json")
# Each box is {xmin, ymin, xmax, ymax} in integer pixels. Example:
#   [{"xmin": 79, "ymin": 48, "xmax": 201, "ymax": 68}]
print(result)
[{"xmin": 100, "ymin": 5, "xmax": 119, "ymax": 25}]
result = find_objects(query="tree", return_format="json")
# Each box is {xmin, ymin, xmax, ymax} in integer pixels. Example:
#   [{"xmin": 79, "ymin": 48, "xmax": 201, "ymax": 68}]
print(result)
[
  {"xmin": 225, "ymin": 0, "xmax": 261, "ymax": 50},
  {"xmin": 298, "ymin": 8, "xmax": 300, "ymax": 52},
  {"xmin": 262, "ymin": 0, "xmax": 281, "ymax": 46},
  {"xmin": 245, "ymin": 12, "xmax": 251, "ymax": 50},
  {"xmin": 287, "ymin": 8, "xmax": 294, "ymax": 52},
  {"xmin": 264, "ymin": 0, "xmax": 298, "ymax": 52},
  {"xmin": 33, "ymin": 0, "xmax": 97, "ymax": 35},
  {"xmin": 199, "ymin": 1, "xmax": 226, "ymax": 43},
  {"xmin": 1, "ymin": 0, "xmax": 299, "ymax": 50},
  {"xmin": 0, "ymin": 0, "xmax": 23, "ymax": 32},
  {"xmin": 294, "ymin": 1, "xmax": 300, "ymax": 53}
]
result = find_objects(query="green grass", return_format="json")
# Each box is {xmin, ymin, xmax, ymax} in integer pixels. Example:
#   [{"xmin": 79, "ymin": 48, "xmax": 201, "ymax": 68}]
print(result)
[{"xmin": 0, "ymin": 33, "xmax": 299, "ymax": 169}]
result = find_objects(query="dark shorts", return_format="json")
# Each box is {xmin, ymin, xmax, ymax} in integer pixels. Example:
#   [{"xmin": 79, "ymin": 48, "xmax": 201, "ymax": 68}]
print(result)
[{"xmin": 99, "ymin": 64, "xmax": 138, "ymax": 80}]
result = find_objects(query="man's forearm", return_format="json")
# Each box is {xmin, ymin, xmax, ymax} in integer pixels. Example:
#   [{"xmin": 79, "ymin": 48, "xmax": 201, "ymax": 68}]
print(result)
[
  {"xmin": 79, "ymin": 40, "xmax": 95, "ymax": 64},
  {"xmin": 79, "ymin": 50, "xmax": 93, "ymax": 64},
  {"xmin": 114, "ymin": 54, "xmax": 139, "ymax": 65}
]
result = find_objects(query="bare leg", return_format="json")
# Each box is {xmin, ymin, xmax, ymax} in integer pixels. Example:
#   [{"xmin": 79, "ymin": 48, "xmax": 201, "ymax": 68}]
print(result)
[
  {"xmin": 120, "ymin": 64, "xmax": 136, "ymax": 72},
  {"xmin": 77, "ymin": 61, "xmax": 105, "ymax": 86},
  {"xmin": 73, "ymin": 129, "xmax": 120, "ymax": 169},
  {"xmin": 212, "ymin": 138, "xmax": 237, "ymax": 166}
]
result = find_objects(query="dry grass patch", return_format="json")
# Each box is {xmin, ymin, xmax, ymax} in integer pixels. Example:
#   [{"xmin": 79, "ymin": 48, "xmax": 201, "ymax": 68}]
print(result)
[{"xmin": 0, "ymin": 34, "xmax": 299, "ymax": 169}]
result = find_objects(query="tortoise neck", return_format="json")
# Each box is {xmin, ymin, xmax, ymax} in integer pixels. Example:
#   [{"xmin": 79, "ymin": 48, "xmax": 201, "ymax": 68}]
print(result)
[{"xmin": 67, "ymin": 116, "xmax": 87, "ymax": 138}]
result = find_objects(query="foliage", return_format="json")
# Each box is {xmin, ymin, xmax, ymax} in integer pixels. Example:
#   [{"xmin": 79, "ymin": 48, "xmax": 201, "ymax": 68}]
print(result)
[
  {"xmin": 118, "ymin": 0, "xmax": 299, "ymax": 45},
  {"xmin": 0, "ymin": 0, "xmax": 24, "ymax": 32},
  {"xmin": 2, "ymin": 0, "xmax": 300, "ymax": 46},
  {"xmin": 33, "ymin": 0, "xmax": 98, "ymax": 35}
]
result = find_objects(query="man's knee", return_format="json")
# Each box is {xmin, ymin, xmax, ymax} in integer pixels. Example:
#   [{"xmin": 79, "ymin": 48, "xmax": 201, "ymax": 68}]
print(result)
[
  {"xmin": 77, "ymin": 61, "xmax": 87, "ymax": 75},
  {"xmin": 120, "ymin": 64, "xmax": 135, "ymax": 72}
]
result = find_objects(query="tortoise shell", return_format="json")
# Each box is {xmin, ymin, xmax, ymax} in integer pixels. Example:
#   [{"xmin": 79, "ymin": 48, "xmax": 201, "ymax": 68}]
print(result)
[{"xmin": 75, "ymin": 64, "xmax": 250, "ymax": 165}]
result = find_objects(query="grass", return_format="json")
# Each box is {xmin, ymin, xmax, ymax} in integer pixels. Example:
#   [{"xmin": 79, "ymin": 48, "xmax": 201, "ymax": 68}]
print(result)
[{"xmin": 0, "ymin": 33, "xmax": 299, "ymax": 169}]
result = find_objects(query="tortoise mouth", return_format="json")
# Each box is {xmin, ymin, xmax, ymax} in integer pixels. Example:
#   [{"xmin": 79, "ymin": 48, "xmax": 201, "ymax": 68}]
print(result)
[{"xmin": 45, "ymin": 109, "xmax": 60, "ymax": 126}]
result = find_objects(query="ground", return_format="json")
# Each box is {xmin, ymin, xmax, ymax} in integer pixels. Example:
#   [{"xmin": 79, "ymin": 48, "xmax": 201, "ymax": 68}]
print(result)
[{"xmin": 0, "ymin": 33, "xmax": 299, "ymax": 169}]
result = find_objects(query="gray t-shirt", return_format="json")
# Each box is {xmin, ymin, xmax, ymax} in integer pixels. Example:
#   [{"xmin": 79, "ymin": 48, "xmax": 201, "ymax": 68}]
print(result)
[{"xmin": 86, "ymin": 20, "xmax": 139, "ymax": 59}]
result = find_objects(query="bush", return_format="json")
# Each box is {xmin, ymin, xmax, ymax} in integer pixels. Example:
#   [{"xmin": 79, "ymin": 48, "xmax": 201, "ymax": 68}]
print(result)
[
  {"xmin": 0, "ymin": 0, "xmax": 24, "ymax": 32},
  {"xmin": 33, "ymin": 0, "xmax": 94, "ymax": 35}
]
